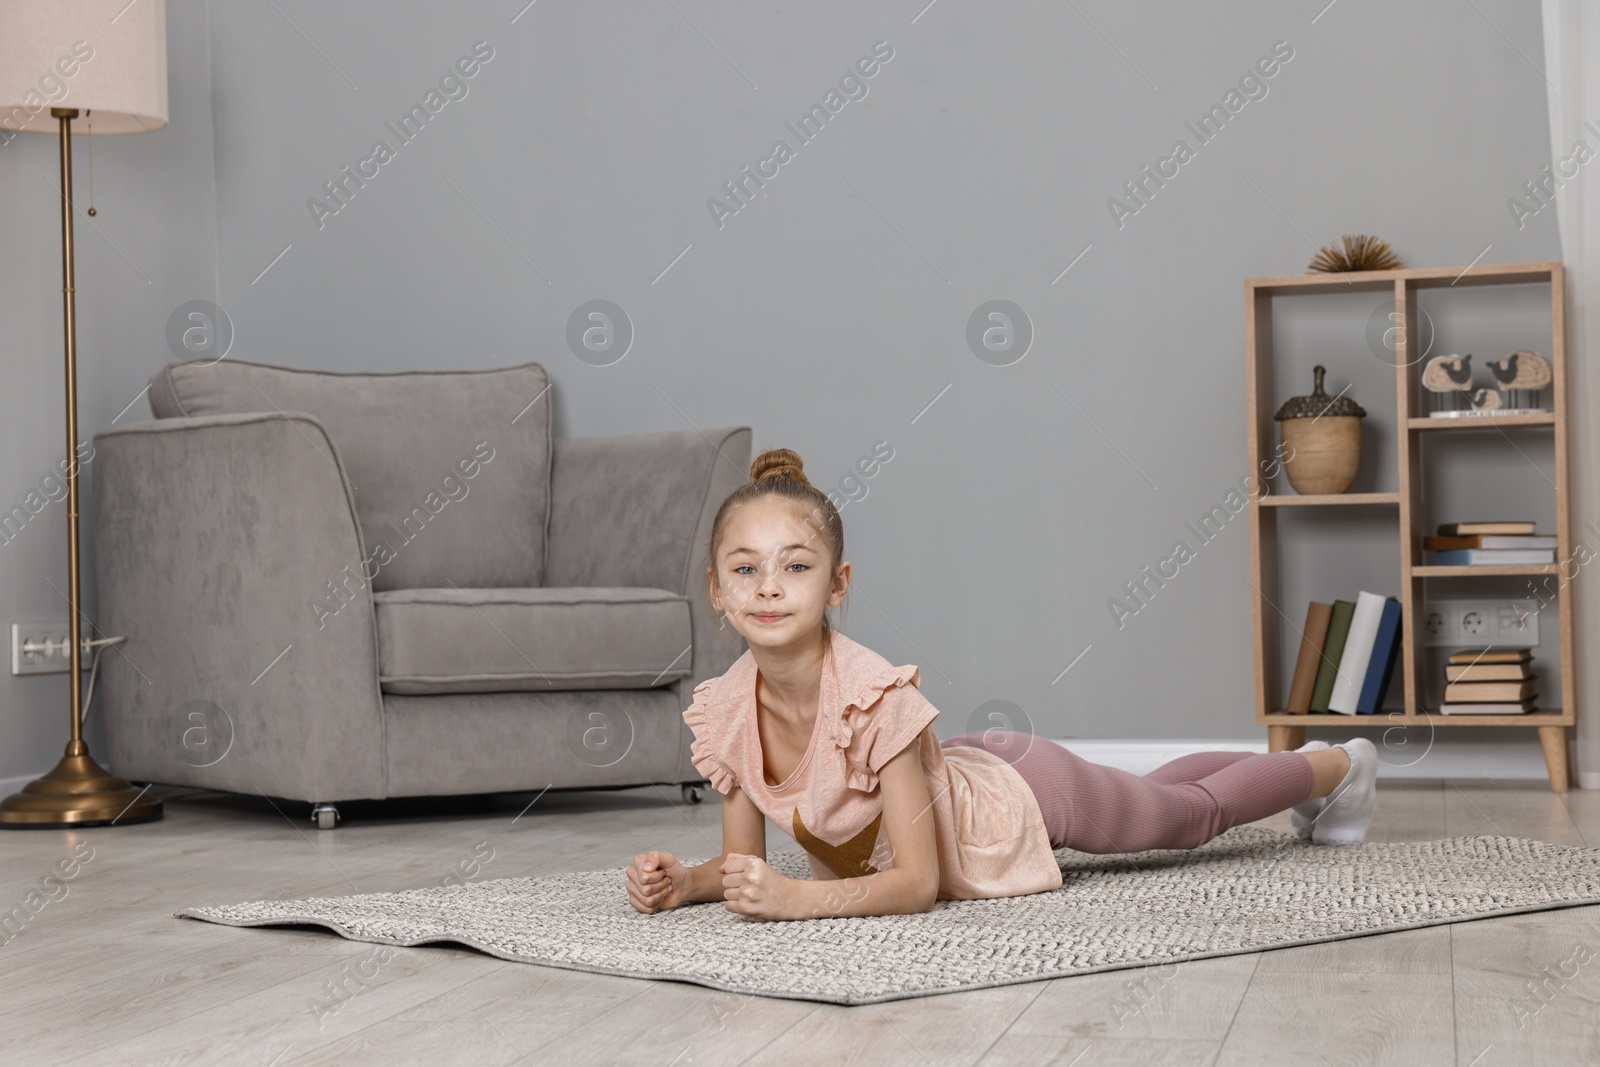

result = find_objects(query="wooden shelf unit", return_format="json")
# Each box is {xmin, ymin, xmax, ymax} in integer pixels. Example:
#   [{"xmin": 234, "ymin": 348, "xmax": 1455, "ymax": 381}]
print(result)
[{"xmin": 1244, "ymin": 261, "xmax": 1576, "ymax": 791}]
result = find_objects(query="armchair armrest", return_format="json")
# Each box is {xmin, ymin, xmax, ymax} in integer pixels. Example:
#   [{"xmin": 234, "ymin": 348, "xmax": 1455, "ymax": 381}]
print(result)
[
  {"xmin": 92, "ymin": 412, "xmax": 387, "ymax": 801},
  {"xmin": 543, "ymin": 424, "xmax": 752, "ymax": 707}
]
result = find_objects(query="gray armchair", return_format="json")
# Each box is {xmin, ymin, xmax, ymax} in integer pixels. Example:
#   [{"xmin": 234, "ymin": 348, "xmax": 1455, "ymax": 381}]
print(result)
[{"xmin": 92, "ymin": 358, "xmax": 749, "ymax": 825}]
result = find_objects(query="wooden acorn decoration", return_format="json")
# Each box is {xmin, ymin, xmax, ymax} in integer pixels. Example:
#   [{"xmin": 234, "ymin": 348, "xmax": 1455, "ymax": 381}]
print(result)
[
  {"xmin": 1307, "ymin": 234, "xmax": 1403, "ymax": 274},
  {"xmin": 1274, "ymin": 365, "xmax": 1366, "ymax": 494}
]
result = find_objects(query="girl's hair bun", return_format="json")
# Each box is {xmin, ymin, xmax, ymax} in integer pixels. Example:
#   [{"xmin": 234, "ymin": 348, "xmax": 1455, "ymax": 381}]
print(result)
[{"xmin": 750, "ymin": 447, "xmax": 808, "ymax": 486}]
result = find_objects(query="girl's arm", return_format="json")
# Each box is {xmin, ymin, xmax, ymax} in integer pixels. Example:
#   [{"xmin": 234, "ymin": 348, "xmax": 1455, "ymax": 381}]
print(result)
[
  {"xmin": 678, "ymin": 782, "xmax": 768, "ymax": 904},
  {"xmin": 797, "ymin": 739, "xmax": 941, "ymax": 919}
]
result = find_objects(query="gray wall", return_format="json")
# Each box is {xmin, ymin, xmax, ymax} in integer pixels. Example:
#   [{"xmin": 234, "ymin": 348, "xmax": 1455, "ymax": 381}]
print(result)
[{"xmin": 0, "ymin": 0, "xmax": 1570, "ymax": 782}]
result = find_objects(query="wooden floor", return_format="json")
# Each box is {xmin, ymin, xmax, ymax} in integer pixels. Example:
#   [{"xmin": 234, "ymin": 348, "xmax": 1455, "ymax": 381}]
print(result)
[{"xmin": 2, "ymin": 778, "xmax": 1598, "ymax": 1066}]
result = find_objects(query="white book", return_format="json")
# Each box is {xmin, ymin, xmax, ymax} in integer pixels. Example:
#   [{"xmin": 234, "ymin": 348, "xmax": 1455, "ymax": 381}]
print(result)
[
  {"xmin": 1328, "ymin": 591, "xmax": 1386, "ymax": 714},
  {"xmin": 1439, "ymin": 701, "xmax": 1536, "ymax": 715}
]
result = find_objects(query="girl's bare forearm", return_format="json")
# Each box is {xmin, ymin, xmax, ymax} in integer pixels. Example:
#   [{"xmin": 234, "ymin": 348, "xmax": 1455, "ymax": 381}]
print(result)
[{"xmin": 798, "ymin": 867, "xmax": 934, "ymax": 920}]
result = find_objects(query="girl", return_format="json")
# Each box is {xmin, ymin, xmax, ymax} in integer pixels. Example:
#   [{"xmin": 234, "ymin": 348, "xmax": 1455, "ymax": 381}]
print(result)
[{"xmin": 626, "ymin": 448, "xmax": 1377, "ymax": 920}]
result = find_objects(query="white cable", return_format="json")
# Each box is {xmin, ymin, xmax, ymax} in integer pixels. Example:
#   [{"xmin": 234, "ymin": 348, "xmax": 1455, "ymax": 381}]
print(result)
[{"xmin": 78, "ymin": 635, "xmax": 126, "ymax": 732}]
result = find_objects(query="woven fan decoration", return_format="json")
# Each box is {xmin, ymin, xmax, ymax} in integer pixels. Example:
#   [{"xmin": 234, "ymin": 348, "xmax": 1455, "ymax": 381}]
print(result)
[{"xmin": 1307, "ymin": 234, "xmax": 1403, "ymax": 274}]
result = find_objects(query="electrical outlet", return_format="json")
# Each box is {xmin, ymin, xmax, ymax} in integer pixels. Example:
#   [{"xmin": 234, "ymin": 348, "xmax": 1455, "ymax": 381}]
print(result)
[
  {"xmin": 1420, "ymin": 599, "xmax": 1539, "ymax": 648},
  {"xmin": 10, "ymin": 622, "xmax": 75, "ymax": 675}
]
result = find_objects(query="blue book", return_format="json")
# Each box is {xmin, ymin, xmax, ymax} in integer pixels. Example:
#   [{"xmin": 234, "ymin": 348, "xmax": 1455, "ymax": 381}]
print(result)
[{"xmin": 1356, "ymin": 597, "xmax": 1402, "ymax": 714}]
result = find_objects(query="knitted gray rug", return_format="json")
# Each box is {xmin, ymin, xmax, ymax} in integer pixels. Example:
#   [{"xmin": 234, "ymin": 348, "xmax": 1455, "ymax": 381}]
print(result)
[{"xmin": 177, "ymin": 826, "xmax": 1600, "ymax": 1006}]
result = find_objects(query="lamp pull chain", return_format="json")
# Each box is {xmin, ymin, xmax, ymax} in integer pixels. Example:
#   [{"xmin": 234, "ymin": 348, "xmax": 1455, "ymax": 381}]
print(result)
[{"xmin": 85, "ymin": 111, "xmax": 96, "ymax": 216}]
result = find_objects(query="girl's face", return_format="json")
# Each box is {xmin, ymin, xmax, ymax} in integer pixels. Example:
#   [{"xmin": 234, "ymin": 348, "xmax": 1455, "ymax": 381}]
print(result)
[{"xmin": 709, "ymin": 495, "xmax": 849, "ymax": 652}]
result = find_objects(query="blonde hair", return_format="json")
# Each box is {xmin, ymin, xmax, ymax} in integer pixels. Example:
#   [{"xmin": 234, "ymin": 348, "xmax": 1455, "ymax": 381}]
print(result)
[{"xmin": 706, "ymin": 447, "xmax": 847, "ymax": 639}]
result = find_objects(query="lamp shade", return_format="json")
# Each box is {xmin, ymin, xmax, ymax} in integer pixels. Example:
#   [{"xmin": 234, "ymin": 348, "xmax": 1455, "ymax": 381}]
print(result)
[{"xmin": 0, "ymin": 0, "xmax": 168, "ymax": 136}]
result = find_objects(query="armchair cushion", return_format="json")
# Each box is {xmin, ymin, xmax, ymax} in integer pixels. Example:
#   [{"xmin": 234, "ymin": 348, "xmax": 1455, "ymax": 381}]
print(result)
[
  {"xmin": 147, "ymin": 358, "xmax": 552, "ymax": 592},
  {"xmin": 374, "ymin": 587, "xmax": 694, "ymax": 695}
]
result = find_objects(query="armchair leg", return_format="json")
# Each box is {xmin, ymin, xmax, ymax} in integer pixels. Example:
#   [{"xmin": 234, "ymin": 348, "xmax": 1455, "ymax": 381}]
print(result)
[
  {"xmin": 311, "ymin": 802, "xmax": 341, "ymax": 830},
  {"xmin": 681, "ymin": 783, "xmax": 704, "ymax": 805}
]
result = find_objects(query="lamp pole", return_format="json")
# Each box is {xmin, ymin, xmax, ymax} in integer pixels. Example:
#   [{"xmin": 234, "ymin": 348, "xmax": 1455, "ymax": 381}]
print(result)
[{"xmin": 59, "ymin": 108, "xmax": 85, "ymax": 748}]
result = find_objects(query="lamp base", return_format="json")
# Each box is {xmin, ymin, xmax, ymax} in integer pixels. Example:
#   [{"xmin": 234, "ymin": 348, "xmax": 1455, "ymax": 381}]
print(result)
[{"xmin": 0, "ymin": 740, "xmax": 162, "ymax": 828}]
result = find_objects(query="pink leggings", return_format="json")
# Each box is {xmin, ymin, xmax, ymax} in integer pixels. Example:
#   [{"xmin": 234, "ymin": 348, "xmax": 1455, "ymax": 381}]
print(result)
[{"xmin": 940, "ymin": 731, "xmax": 1315, "ymax": 853}]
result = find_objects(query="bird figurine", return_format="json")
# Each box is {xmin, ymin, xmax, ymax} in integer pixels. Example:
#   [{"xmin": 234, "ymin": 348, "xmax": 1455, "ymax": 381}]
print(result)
[
  {"xmin": 1470, "ymin": 387, "xmax": 1503, "ymax": 413},
  {"xmin": 1485, "ymin": 350, "xmax": 1552, "ymax": 410},
  {"xmin": 1421, "ymin": 353, "xmax": 1473, "ymax": 413}
]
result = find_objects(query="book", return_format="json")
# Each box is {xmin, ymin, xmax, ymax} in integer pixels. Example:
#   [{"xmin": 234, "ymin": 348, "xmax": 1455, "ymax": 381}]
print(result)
[
  {"xmin": 1423, "ymin": 534, "xmax": 1558, "ymax": 550},
  {"xmin": 1436, "ymin": 521, "xmax": 1536, "ymax": 535},
  {"xmin": 1440, "ymin": 698, "xmax": 1538, "ymax": 715},
  {"xmin": 1356, "ymin": 597, "xmax": 1402, "ymax": 714},
  {"xmin": 1286, "ymin": 602, "xmax": 1334, "ymax": 713},
  {"xmin": 1448, "ymin": 648, "xmax": 1532, "ymax": 665},
  {"xmin": 1445, "ymin": 662, "xmax": 1533, "ymax": 682},
  {"xmin": 1431, "ymin": 548, "xmax": 1556, "ymax": 565},
  {"xmin": 1309, "ymin": 600, "xmax": 1356, "ymax": 713},
  {"xmin": 1330, "ymin": 592, "xmax": 1388, "ymax": 714},
  {"xmin": 1444, "ymin": 678, "xmax": 1538, "ymax": 703}
]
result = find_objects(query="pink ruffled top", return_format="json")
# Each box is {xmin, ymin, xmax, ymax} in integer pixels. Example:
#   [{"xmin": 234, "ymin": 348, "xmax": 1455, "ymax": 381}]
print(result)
[{"xmin": 681, "ymin": 629, "xmax": 1063, "ymax": 902}]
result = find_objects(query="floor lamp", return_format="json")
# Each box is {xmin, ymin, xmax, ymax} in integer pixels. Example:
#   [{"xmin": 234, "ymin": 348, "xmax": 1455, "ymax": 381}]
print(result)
[{"xmin": 0, "ymin": 1, "xmax": 169, "ymax": 827}]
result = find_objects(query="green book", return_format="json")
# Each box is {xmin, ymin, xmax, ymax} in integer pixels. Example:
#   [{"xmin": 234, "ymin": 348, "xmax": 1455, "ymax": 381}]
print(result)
[{"xmin": 1309, "ymin": 599, "xmax": 1356, "ymax": 712}]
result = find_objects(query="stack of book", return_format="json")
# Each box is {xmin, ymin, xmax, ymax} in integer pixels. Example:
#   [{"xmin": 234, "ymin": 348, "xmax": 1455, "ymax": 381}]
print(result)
[
  {"xmin": 1441, "ymin": 649, "xmax": 1538, "ymax": 714},
  {"xmin": 1425, "ymin": 521, "xmax": 1555, "ymax": 566},
  {"xmin": 1285, "ymin": 591, "xmax": 1402, "ymax": 715}
]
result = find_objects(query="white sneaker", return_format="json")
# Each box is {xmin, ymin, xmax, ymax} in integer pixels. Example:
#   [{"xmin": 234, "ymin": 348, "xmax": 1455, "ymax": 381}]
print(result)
[
  {"xmin": 1312, "ymin": 737, "xmax": 1379, "ymax": 846},
  {"xmin": 1289, "ymin": 740, "xmax": 1330, "ymax": 841}
]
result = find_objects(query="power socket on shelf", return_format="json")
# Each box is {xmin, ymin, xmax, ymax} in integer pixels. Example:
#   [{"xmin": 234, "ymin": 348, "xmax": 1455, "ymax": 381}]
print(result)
[{"xmin": 1420, "ymin": 599, "xmax": 1539, "ymax": 648}]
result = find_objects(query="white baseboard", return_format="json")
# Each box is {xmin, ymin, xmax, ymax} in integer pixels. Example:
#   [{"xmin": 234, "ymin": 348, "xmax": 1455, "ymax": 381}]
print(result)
[{"xmin": 1054, "ymin": 738, "xmax": 1583, "ymax": 784}]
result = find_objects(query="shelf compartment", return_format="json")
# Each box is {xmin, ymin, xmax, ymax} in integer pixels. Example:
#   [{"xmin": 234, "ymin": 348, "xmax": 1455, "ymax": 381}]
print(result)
[
  {"xmin": 1412, "ymin": 564, "xmax": 1560, "ymax": 577},
  {"xmin": 1408, "ymin": 413, "xmax": 1555, "ymax": 430},
  {"xmin": 1258, "ymin": 492, "xmax": 1399, "ymax": 507}
]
